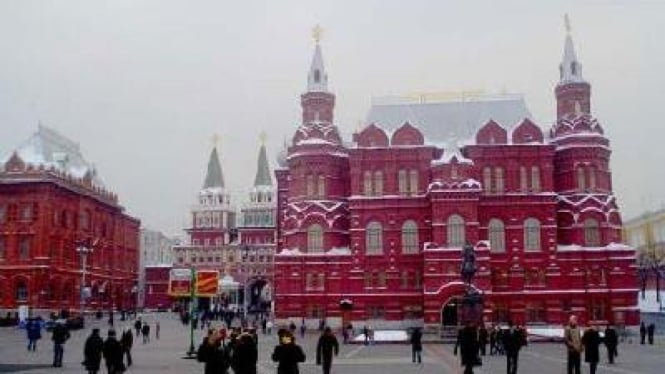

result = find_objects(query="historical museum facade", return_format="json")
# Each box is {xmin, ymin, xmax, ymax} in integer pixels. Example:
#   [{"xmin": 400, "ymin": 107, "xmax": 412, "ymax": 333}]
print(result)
[
  {"xmin": 0, "ymin": 126, "xmax": 140, "ymax": 314},
  {"xmin": 273, "ymin": 24, "xmax": 638, "ymax": 328}
]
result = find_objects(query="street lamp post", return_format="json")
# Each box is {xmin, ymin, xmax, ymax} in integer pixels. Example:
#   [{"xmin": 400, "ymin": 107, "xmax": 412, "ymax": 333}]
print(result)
[{"xmin": 76, "ymin": 244, "xmax": 93, "ymax": 317}]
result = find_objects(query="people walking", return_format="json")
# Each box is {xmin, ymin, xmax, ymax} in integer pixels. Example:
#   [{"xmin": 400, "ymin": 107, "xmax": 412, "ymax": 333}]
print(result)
[
  {"xmin": 232, "ymin": 332, "xmax": 258, "ymax": 374},
  {"xmin": 83, "ymin": 328, "xmax": 104, "ymax": 374},
  {"xmin": 26, "ymin": 317, "xmax": 42, "ymax": 352},
  {"xmin": 604, "ymin": 324, "xmax": 618, "ymax": 364},
  {"xmin": 102, "ymin": 329, "xmax": 124, "ymax": 374},
  {"xmin": 564, "ymin": 315, "xmax": 583, "ymax": 374},
  {"xmin": 134, "ymin": 318, "xmax": 142, "ymax": 337},
  {"xmin": 120, "ymin": 327, "xmax": 133, "ymax": 367},
  {"xmin": 141, "ymin": 322, "xmax": 151, "ymax": 343},
  {"xmin": 155, "ymin": 321, "xmax": 161, "ymax": 340},
  {"xmin": 51, "ymin": 318, "xmax": 70, "ymax": 367},
  {"xmin": 272, "ymin": 331, "xmax": 306, "ymax": 374},
  {"xmin": 299, "ymin": 320, "xmax": 306, "ymax": 338},
  {"xmin": 478, "ymin": 324, "xmax": 488, "ymax": 356},
  {"xmin": 362, "ymin": 325, "xmax": 369, "ymax": 345},
  {"xmin": 640, "ymin": 321, "xmax": 646, "ymax": 344},
  {"xmin": 198, "ymin": 329, "xmax": 231, "ymax": 374},
  {"xmin": 647, "ymin": 323, "xmax": 655, "ymax": 345},
  {"xmin": 410, "ymin": 327, "xmax": 423, "ymax": 364},
  {"xmin": 503, "ymin": 321, "xmax": 526, "ymax": 374},
  {"xmin": 582, "ymin": 325, "xmax": 601, "ymax": 374},
  {"xmin": 489, "ymin": 325, "xmax": 497, "ymax": 355},
  {"xmin": 454, "ymin": 321, "xmax": 480, "ymax": 374},
  {"xmin": 316, "ymin": 327, "xmax": 339, "ymax": 374}
]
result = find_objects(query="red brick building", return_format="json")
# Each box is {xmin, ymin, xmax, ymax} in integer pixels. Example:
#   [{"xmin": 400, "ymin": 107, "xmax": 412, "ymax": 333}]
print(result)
[
  {"xmin": 0, "ymin": 126, "xmax": 140, "ymax": 315},
  {"xmin": 274, "ymin": 24, "xmax": 638, "ymax": 328}
]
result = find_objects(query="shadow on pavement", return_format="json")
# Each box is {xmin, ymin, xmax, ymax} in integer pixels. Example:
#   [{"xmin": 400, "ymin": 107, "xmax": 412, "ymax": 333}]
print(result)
[{"xmin": 0, "ymin": 364, "xmax": 53, "ymax": 373}]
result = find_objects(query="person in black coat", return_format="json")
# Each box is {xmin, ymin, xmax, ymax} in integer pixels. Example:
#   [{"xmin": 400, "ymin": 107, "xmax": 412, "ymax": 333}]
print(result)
[
  {"xmin": 232, "ymin": 332, "xmax": 258, "ymax": 374},
  {"xmin": 120, "ymin": 327, "xmax": 133, "ymax": 367},
  {"xmin": 316, "ymin": 327, "xmax": 339, "ymax": 374},
  {"xmin": 647, "ymin": 323, "xmax": 655, "ymax": 345},
  {"xmin": 478, "ymin": 324, "xmax": 488, "ymax": 356},
  {"xmin": 503, "ymin": 322, "xmax": 526, "ymax": 374},
  {"xmin": 604, "ymin": 324, "xmax": 618, "ymax": 364},
  {"xmin": 272, "ymin": 332, "xmax": 306, "ymax": 374},
  {"xmin": 639, "ymin": 322, "xmax": 646, "ymax": 344},
  {"xmin": 454, "ymin": 322, "xmax": 480, "ymax": 374},
  {"xmin": 83, "ymin": 328, "xmax": 104, "ymax": 374},
  {"xmin": 409, "ymin": 328, "xmax": 423, "ymax": 364},
  {"xmin": 51, "ymin": 320, "xmax": 71, "ymax": 367},
  {"xmin": 582, "ymin": 326, "xmax": 601, "ymax": 374},
  {"xmin": 103, "ymin": 330, "xmax": 124, "ymax": 374}
]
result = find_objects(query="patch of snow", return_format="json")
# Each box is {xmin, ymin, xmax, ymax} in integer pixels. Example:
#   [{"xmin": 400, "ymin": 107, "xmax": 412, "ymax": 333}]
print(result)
[
  {"xmin": 353, "ymin": 330, "xmax": 408, "ymax": 343},
  {"xmin": 638, "ymin": 290, "xmax": 664, "ymax": 313}
]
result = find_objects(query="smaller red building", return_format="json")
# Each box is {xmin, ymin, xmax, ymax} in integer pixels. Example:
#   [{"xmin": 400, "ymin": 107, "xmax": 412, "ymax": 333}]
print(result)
[
  {"xmin": 0, "ymin": 125, "xmax": 140, "ymax": 315},
  {"xmin": 143, "ymin": 265, "xmax": 172, "ymax": 310}
]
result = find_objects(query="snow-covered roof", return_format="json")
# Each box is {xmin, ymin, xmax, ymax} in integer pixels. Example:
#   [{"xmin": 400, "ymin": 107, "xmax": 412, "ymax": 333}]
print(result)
[
  {"xmin": 0, "ymin": 124, "xmax": 104, "ymax": 186},
  {"xmin": 366, "ymin": 94, "xmax": 532, "ymax": 144}
]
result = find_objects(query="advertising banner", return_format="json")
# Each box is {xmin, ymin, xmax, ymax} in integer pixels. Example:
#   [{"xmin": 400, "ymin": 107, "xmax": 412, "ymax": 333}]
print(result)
[
  {"xmin": 196, "ymin": 270, "xmax": 219, "ymax": 296},
  {"xmin": 168, "ymin": 268, "xmax": 192, "ymax": 296}
]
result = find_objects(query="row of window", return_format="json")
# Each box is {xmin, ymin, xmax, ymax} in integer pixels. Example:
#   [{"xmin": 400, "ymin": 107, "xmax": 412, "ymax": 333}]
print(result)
[
  {"xmin": 0, "ymin": 204, "xmax": 35, "ymax": 224},
  {"xmin": 576, "ymin": 165, "xmax": 598, "ymax": 191},
  {"xmin": 305, "ymin": 174, "xmax": 326, "ymax": 198},
  {"xmin": 482, "ymin": 166, "xmax": 542, "ymax": 194},
  {"xmin": 362, "ymin": 169, "xmax": 419, "ymax": 196},
  {"xmin": 243, "ymin": 212, "xmax": 274, "ymax": 227},
  {"xmin": 494, "ymin": 300, "xmax": 607, "ymax": 323},
  {"xmin": 0, "ymin": 236, "xmax": 31, "ymax": 260}
]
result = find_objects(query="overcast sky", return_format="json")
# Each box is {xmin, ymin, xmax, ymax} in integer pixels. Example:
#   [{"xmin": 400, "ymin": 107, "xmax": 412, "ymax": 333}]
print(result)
[{"xmin": 1, "ymin": 0, "xmax": 663, "ymax": 235}]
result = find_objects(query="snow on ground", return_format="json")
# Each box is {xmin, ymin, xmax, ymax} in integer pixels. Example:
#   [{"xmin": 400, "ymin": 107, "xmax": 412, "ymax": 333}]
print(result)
[
  {"xmin": 353, "ymin": 330, "xmax": 408, "ymax": 343},
  {"xmin": 638, "ymin": 290, "xmax": 664, "ymax": 313}
]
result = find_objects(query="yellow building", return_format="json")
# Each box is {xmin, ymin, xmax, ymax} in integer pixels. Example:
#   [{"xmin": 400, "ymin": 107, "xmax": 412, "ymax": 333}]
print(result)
[{"xmin": 623, "ymin": 209, "xmax": 665, "ymax": 266}]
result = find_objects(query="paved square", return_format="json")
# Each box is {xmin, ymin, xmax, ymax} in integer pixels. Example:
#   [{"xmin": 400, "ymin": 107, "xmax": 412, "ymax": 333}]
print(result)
[{"xmin": 0, "ymin": 314, "xmax": 662, "ymax": 373}]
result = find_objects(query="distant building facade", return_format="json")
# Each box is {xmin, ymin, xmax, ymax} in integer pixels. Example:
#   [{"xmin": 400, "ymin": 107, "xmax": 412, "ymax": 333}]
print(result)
[
  {"xmin": 273, "ymin": 23, "xmax": 638, "ymax": 328},
  {"xmin": 0, "ymin": 126, "xmax": 140, "ymax": 314},
  {"xmin": 139, "ymin": 228, "xmax": 177, "ymax": 309}
]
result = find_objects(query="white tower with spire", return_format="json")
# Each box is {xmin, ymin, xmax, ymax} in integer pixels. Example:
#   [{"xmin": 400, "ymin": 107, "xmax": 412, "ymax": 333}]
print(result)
[{"xmin": 559, "ymin": 14, "xmax": 585, "ymax": 84}]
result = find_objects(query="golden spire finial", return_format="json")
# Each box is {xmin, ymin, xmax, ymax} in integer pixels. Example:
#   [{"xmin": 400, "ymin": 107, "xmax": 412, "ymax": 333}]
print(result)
[
  {"xmin": 259, "ymin": 131, "xmax": 267, "ymax": 145},
  {"xmin": 211, "ymin": 133, "xmax": 220, "ymax": 148},
  {"xmin": 312, "ymin": 24, "xmax": 323, "ymax": 43},
  {"xmin": 564, "ymin": 13, "xmax": 571, "ymax": 34}
]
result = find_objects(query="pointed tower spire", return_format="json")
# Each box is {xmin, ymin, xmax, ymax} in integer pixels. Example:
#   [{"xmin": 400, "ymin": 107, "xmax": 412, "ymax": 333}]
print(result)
[
  {"xmin": 307, "ymin": 25, "xmax": 328, "ymax": 92},
  {"xmin": 254, "ymin": 132, "xmax": 273, "ymax": 187},
  {"xmin": 559, "ymin": 14, "xmax": 584, "ymax": 84},
  {"xmin": 203, "ymin": 144, "xmax": 225, "ymax": 189}
]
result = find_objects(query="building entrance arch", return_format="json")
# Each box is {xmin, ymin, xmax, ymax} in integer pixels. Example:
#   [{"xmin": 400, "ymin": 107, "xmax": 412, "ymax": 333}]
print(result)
[
  {"xmin": 440, "ymin": 296, "xmax": 462, "ymax": 328},
  {"xmin": 245, "ymin": 277, "xmax": 272, "ymax": 316}
]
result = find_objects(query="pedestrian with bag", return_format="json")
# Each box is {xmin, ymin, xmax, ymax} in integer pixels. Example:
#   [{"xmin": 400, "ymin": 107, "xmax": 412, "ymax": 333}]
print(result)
[
  {"xmin": 564, "ymin": 315, "xmax": 583, "ymax": 374},
  {"xmin": 83, "ymin": 328, "xmax": 104, "ymax": 374},
  {"xmin": 102, "ymin": 329, "xmax": 125, "ymax": 374},
  {"xmin": 317, "ymin": 327, "xmax": 339, "ymax": 374}
]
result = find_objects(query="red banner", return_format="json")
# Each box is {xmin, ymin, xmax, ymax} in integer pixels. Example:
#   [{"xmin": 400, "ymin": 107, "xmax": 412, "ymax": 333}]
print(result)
[
  {"xmin": 168, "ymin": 268, "xmax": 192, "ymax": 297},
  {"xmin": 196, "ymin": 270, "xmax": 219, "ymax": 296}
]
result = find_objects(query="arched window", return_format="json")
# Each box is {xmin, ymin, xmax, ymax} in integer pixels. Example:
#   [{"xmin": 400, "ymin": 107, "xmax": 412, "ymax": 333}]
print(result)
[
  {"xmin": 409, "ymin": 170, "xmax": 419, "ymax": 195},
  {"xmin": 488, "ymin": 219, "xmax": 505, "ymax": 252},
  {"xmin": 401, "ymin": 220, "xmax": 419, "ymax": 254},
  {"xmin": 366, "ymin": 221, "xmax": 383, "ymax": 254},
  {"xmin": 373, "ymin": 171, "xmax": 383, "ymax": 196},
  {"xmin": 447, "ymin": 215, "xmax": 465, "ymax": 247},
  {"xmin": 363, "ymin": 171, "xmax": 372, "ymax": 196},
  {"xmin": 450, "ymin": 165, "xmax": 458, "ymax": 180},
  {"xmin": 494, "ymin": 167, "xmax": 505, "ymax": 194},
  {"xmin": 317, "ymin": 175, "xmax": 326, "ymax": 197},
  {"xmin": 306, "ymin": 174, "xmax": 315, "ymax": 197},
  {"xmin": 398, "ymin": 169, "xmax": 407, "ymax": 195},
  {"xmin": 531, "ymin": 166, "xmax": 541, "ymax": 193},
  {"xmin": 577, "ymin": 167, "xmax": 586, "ymax": 191},
  {"xmin": 520, "ymin": 166, "xmax": 528, "ymax": 192},
  {"xmin": 15, "ymin": 280, "xmax": 28, "ymax": 301},
  {"xmin": 483, "ymin": 167, "xmax": 492, "ymax": 194},
  {"xmin": 524, "ymin": 218, "xmax": 541, "ymax": 251},
  {"xmin": 587, "ymin": 166, "xmax": 596, "ymax": 191},
  {"xmin": 307, "ymin": 224, "xmax": 323, "ymax": 253},
  {"xmin": 584, "ymin": 218, "xmax": 600, "ymax": 247}
]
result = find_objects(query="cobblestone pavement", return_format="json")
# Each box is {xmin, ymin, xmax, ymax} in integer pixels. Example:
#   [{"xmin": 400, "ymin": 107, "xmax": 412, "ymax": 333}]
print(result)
[{"xmin": 1, "ymin": 314, "xmax": 663, "ymax": 373}]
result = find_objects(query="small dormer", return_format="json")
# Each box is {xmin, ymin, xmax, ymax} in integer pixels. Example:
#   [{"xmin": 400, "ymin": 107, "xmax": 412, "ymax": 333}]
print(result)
[
  {"xmin": 354, "ymin": 123, "xmax": 389, "ymax": 148},
  {"xmin": 390, "ymin": 122, "xmax": 424, "ymax": 146},
  {"xmin": 475, "ymin": 120, "xmax": 508, "ymax": 145},
  {"xmin": 511, "ymin": 119, "xmax": 544, "ymax": 144}
]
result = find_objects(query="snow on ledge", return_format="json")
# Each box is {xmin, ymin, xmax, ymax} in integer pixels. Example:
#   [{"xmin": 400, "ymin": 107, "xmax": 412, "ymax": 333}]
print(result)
[
  {"xmin": 276, "ymin": 247, "xmax": 352, "ymax": 256},
  {"xmin": 557, "ymin": 242, "xmax": 633, "ymax": 252}
]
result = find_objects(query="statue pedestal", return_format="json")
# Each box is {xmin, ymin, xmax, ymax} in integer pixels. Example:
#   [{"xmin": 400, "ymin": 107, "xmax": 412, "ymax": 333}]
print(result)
[{"xmin": 460, "ymin": 285, "xmax": 484, "ymax": 324}]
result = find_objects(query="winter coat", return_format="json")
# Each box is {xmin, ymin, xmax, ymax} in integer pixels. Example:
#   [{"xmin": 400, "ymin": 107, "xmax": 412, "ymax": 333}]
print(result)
[
  {"xmin": 503, "ymin": 328, "xmax": 526, "ymax": 354},
  {"xmin": 454, "ymin": 326, "xmax": 480, "ymax": 367},
  {"xmin": 582, "ymin": 329, "xmax": 600, "ymax": 364},
  {"xmin": 26, "ymin": 320, "xmax": 42, "ymax": 340},
  {"xmin": 604, "ymin": 327, "xmax": 618, "ymax": 348},
  {"xmin": 103, "ymin": 337, "xmax": 124, "ymax": 372},
  {"xmin": 121, "ymin": 330, "xmax": 133, "ymax": 350},
  {"xmin": 231, "ymin": 334, "xmax": 258, "ymax": 374},
  {"xmin": 316, "ymin": 333, "xmax": 339, "ymax": 364},
  {"xmin": 410, "ymin": 329, "xmax": 423, "ymax": 351},
  {"xmin": 272, "ymin": 342, "xmax": 306, "ymax": 374},
  {"xmin": 478, "ymin": 326, "xmax": 488, "ymax": 345},
  {"xmin": 51, "ymin": 323, "xmax": 70, "ymax": 344},
  {"xmin": 83, "ymin": 334, "xmax": 104, "ymax": 371}
]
